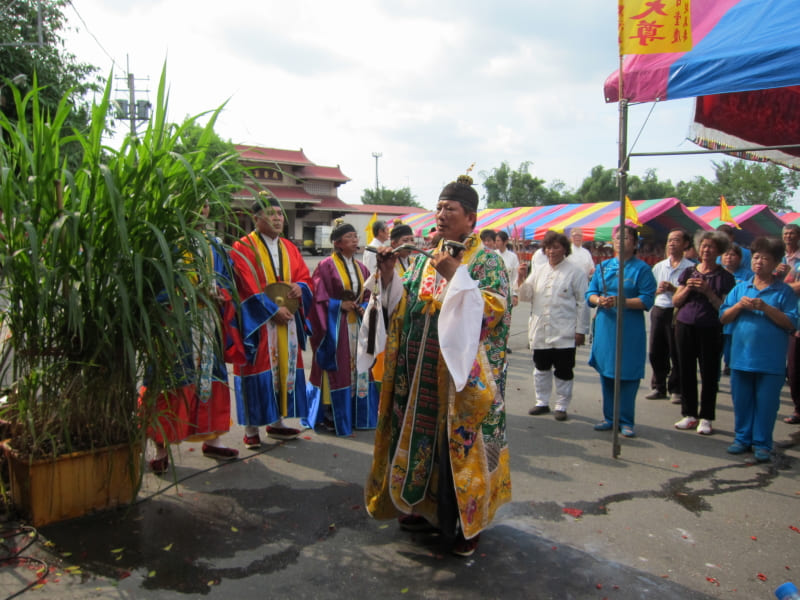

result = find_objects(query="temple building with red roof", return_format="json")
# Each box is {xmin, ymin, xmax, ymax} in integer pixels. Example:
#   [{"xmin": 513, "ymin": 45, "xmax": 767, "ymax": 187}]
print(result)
[{"xmin": 230, "ymin": 144, "xmax": 424, "ymax": 251}]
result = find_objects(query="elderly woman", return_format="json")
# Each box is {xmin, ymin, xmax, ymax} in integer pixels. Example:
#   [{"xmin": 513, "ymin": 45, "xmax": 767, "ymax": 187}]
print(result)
[
  {"xmin": 586, "ymin": 225, "xmax": 657, "ymax": 438},
  {"xmin": 720, "ymin": 237, "xmax": 798, "ymax": 462},
  {"xmin": 520, "ymin": 230, "xmax": 589, "ymax": 421},
  {"xmin": 672, "ymin": 231, "xmax": 736, "ymax": 435},
  {"xmin": 309, "ymin": 220, "xmax": 379, "ymax": 436}
]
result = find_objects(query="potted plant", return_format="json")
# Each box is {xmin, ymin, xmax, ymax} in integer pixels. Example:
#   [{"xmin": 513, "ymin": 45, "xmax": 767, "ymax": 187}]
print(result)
[{"xmin": 0, "ymin": 69, "xmax": 241, "ymax": 525}]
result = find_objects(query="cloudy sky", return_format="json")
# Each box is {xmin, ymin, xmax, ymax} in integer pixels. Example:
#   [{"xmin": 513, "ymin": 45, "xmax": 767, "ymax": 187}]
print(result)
[{"xmin": 63, "ymin": 0, "xmax": 720, "ymax": 210}]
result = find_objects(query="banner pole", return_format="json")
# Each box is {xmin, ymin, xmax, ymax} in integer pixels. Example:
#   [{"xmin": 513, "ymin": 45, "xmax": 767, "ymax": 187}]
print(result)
[{"xmin": 613, "ymin": 53, "xmax": 628, "ymax": 459}]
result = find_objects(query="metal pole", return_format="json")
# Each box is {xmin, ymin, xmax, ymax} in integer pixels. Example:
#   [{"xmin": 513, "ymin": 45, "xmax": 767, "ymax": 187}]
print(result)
[
  {"xmin": 128, "ymin": 72, "xmax": 136, "ymax": 138},
  {"xmin": 372, "ymin": 152, "xmax": 382, "ymax": 194},
  {"xmin": 613, "ymin": 98, "xmax": 629, "ymax": 460}
]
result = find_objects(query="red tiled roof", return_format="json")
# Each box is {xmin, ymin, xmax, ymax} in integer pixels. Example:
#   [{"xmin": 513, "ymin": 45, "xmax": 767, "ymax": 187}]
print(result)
[
  {"xmin": 316, "ymin": 196, "xmax": 352, "ymax": 209},
  {"xmin": 298, "ymin": 165, "xmax": 350, "ymax": 183},
  {"xmin": 353, "ymin": 204, "xmax": 427, "ymax": 215},
  {"xmin": 235, "ymin": 145, "xmax": 312, "ymax": 166},
  {"xmin": 232, "ymin": 186, "xmax": 320, "ymax": 203}
]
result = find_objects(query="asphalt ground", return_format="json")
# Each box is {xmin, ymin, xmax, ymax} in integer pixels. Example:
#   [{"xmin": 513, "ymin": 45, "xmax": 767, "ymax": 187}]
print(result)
[{"xmin": 1, "ymin": 298, "xmax": 799, "ymax": 600}]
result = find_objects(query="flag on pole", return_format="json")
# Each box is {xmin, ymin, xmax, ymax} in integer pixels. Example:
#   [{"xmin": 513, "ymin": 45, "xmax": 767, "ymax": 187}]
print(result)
[
  {"xmin": 365, "ymin": 212, "xmax": 378, "ymax": 244},
  {"xmin": 619, "ymin": 0, "xmax": 692, "ymax": 55},
  {"xmin": 719, "ymin": 195, "xmax": 741, "ymax": 229},
  {"xmin": 624, "ymin": 196, "xmax": 642, "ymax": 227}
]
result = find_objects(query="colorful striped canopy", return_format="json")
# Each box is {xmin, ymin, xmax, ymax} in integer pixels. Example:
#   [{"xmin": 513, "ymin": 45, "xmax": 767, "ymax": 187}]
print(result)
[
  {"xmin": 605, "ymin": 0, "xmax": 800, "ymax": 104},
  {"xmin": 688, "ymin": 205, "xmax": 785, "ymax": 243},
  {"xmin": 398, "ymin": 198, "xmax": 713, "ymax": 242}
]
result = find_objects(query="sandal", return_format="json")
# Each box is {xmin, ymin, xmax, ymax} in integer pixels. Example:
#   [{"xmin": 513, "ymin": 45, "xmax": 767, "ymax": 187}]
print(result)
[{"xmin": 783, "ymin": 414, "xmax": 800, "ymax": 425}]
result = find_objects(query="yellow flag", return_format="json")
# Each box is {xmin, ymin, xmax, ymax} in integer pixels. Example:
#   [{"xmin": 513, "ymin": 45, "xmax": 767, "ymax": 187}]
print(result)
[
  {"xmin": 619, "ymin": 0, "xmax": 693, "ymax": 55},
  {"xmin": 624, "ymin": 196, "xmax": 642, "ymax": 227},
  {"xmin": 365, "ymin": 212, "xmax": 378, "ymax": 244},
  {"xmin": 719, "ymin": 196, "xmax": 741, "ymax": 229}
]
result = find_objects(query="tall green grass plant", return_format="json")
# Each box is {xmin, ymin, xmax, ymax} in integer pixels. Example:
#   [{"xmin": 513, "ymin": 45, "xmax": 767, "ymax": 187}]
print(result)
[{"xmin": 0, "ymin": 67, "xmax": 242, "ymax": 460}]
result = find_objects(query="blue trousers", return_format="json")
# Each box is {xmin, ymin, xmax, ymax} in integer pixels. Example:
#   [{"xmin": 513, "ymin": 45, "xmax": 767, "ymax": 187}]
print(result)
[
  {"xmin": 600, "ymin": 375, "xmax": 639, "ymax": 427},
  {"xmin": 730, "ymin": 369, "xmax": 784, "ymax": 452}
]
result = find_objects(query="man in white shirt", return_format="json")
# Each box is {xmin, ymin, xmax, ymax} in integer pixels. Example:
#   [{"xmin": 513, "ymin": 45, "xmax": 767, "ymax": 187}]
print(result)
[
  {"xmin": 362, "ymin": 220, "xmax": 389, "ymax": 274},
  {"xmin": 567, "ymin": 227, "xmax": 595, "ymax": 280},
  {"xmin": 647, "ymin": 228, "xmax": 694, "ymax": 403},
  {"xmin": 495, "ymin": 231, "xmax": 519, "ymax": 308},
  {"xmin": 518, "ymin": 231, "xmax": 590, "ymax": 421}
]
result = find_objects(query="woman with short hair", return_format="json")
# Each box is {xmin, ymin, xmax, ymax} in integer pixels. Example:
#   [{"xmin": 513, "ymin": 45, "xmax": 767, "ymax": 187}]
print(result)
[
  {"xmin": 672, "ymin": 231, "xmax": 736, "ymax": 436},
  {"xmin": 720, "ymin": 236, "xmax": 798, "ymax": 462}
]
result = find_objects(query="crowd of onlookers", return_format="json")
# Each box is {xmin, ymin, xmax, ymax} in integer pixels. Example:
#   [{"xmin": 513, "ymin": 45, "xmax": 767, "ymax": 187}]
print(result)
[{"xmin": 481, "ymin": 223, "xmax": 800, "ymax": 463}]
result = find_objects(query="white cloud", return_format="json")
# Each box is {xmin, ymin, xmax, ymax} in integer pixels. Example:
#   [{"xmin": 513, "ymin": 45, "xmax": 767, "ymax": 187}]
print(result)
[{"xmin": 63, "ymin": 0, "xmax": 748, "ymax": 211}]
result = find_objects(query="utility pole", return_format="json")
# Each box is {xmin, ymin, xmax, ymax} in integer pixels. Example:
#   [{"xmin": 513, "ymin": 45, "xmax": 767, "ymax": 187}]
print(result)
[
  {"xmin": 372, "ymin": 152, "xmax": 382, "ymax": 194},
  {"xmin": 114, "ymin": 56, "xmax": 151, "ymax": 138}
]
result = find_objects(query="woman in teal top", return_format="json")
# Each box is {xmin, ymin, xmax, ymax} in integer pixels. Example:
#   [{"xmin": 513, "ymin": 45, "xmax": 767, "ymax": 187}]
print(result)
[
  {"xmin": 586, "ymin": 225, "xmax": 657, "ymax": 437},
  {"xmin": 720, "ymin": 236, "xmax": 798, "ymax": 462}
]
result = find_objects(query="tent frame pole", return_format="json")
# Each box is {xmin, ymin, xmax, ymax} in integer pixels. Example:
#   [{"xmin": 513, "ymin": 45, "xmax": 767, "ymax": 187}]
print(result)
[{"xmin": 613, "ymin": 96, "xmax": 629, "ymax": 459}]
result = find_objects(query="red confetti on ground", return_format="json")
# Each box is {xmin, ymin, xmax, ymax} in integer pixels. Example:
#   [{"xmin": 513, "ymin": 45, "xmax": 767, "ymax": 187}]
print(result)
[
  {"xmin": 682, "ymin": 535, "xmax": 688, "ymax": 539},
  {"xmin": 751, "ymin": 536, "xmax": 757, "ymax": 541},
  {"xmin": 562, "ymin": 507, "xmax": 583, "ymax": 518},
  {"xmin": 706, "ymin": 577, "xmax": 719, "ymax": 586},
  {"xmin": 598, "ymin": 482, "xmax": 604, "ymax": 486},
  {"xmin": 613, "ymin": 585, "xmax": 620, "ymax": 590},
  {"xmin": 790, "ymin": 526, "xmax": 800, "ymax": 534},
  {"xmin": 672, "ymin": 464, "xmax": 679, "ymax": 468},
  {"xmin": 303, "ymin": 436, "xmax": 312, "ymax": 440},
  {"xmin": 596, "ymin": 583, "xmax": 603, "ymax": 589},
  {"xmin": 119, "ymin": 571, "xmax": 131, "ymax": 580},
  {"xmin": 757, "ymin": 573, "xmax": 768, "ymax": 581},
  {"xmin": 189, "ymin": 447, "xmax": 195, "ymax": 452}
]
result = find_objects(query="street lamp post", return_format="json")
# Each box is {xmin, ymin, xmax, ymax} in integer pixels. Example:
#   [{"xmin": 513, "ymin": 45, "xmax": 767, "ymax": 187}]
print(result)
[{"xmin": 371, "ymin": 152, "xmax": 382, "ymax": 194}]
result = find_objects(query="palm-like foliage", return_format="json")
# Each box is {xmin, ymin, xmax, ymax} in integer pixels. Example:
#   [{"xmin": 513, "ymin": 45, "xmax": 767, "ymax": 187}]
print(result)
[{"xmin": 0, "ymin": 68, "xmax": 242, "ymax": 459}]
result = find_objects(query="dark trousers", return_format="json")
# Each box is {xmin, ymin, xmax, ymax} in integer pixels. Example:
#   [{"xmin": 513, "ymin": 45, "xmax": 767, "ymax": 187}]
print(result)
[
  {"xmin": 648, "ymin": 306, "xmax": 679, "ymax": 394},
  {"xmin": 533, "ymin": 347, "xmax": 576, "ymax": 380},
  {"xmin": 675, "ymin": 321, "xmax": 723, "ymax": 421},
  {"xmin": 787, "ymin": 335, "xmax": 800, "ymax": 416}
]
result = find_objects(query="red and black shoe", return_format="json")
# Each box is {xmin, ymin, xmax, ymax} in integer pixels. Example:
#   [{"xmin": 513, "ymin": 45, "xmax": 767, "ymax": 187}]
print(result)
[{"xmin": 202, "ymin": 443, "xmax": 239, "ymax": 460}]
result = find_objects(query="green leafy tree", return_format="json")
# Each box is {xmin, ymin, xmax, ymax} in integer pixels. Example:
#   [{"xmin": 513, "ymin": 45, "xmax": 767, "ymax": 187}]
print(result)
[
  {"xmin": 481, "ymin": 161, "xmax": 562, "ymax": 207},
  {"xmin": 173, "ymin": 118, "xmax": 246, "ymax": 199},
  {"xmin": 361, "ymin": 186, "xmax": 421, "ymax": 207},
  {"xmin": 571, "ymin": 166, "xmax": 677, "ymax": 203},
  {"xmin": 0, "ymin": 0, "xmax": 101, "ymax": 154},
  {"xmin": 676, "ymin": 160, "xmax": 800, "ymax": 210}
]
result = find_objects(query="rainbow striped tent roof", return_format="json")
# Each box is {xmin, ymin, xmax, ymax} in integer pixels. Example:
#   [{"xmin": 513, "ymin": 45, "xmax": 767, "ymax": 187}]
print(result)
[
  {"xmin": 398, "ymin": 198, "xmax": 712, "ymax": 242},
  {"xmin": 688, "ymin": 205, "xmax": 785, "ymax": 243}
]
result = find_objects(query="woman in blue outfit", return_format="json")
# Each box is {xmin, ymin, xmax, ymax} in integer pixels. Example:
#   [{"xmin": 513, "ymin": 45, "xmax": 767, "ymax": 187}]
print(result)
[
  {"xmin": 586, "ymin": 225, "xmax": 657, "ymax": 438},
  {"xmin": 720, "ymin": 236, "xmax": 798, "ymax": 463}
]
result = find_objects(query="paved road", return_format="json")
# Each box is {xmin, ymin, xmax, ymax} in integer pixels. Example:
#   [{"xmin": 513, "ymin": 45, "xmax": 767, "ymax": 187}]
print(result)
[{"xmin": 2, "ymin": 300, "xmax": 799, "ymax": 599}]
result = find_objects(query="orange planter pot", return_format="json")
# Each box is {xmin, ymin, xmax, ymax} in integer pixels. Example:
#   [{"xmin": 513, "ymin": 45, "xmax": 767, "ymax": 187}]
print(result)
[{"xmin": 1, "ymin": 442, "xmax": 141, "ymax": 526}]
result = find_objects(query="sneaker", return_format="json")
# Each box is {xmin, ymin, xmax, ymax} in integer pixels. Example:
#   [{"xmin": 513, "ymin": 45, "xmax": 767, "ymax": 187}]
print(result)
[
  {"xmin": 266, "ymin": 425, "xmax": 301, "ymax": 440},
  {"xmin": 670, "ymin": 393, "xmax": 682, "ymax": 404},
  {"xmin": 243, "ymin": 433, "xmax": 262, "ymax": 449},
  {"xmin": 674, "ymin": 416, "xmax": 698, "ymax": 430},
  {"xmin": 528, "ymin": 405, "xmax": 550, "ymax": 416},
  {"xmin": 202, "ymin": 443, "xmax": 239, "ymax": 460},
  {"xmin": 645, "ymin": 391, "xmax": 668, "ymax": 400},
  {"xmin": 554, "ymin": 410, "xmax": 568, "ymax": 421},
  {"xmin": 452, "ymin": 533, "xmax": 480, "ymax": 557},
  {"xmin": 727, "ymin": 442, "xmax": 749, "ymax": 454},
  {"xmin": 593, "ymin": 420, "xmax": 613, "ymax": 431},
  {"xmin": 753, "ymin": 448, "xmax": 771, "ymax": 462},
  {"xmin": 696, "ymin": 419, "xmax": 712, "ymax": 435}
]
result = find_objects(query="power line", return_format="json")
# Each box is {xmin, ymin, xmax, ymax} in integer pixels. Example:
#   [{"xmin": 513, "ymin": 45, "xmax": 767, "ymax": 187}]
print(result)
[{"xmin": 65, "ymin": 0, "xmax": 120, "ymax": 69}]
